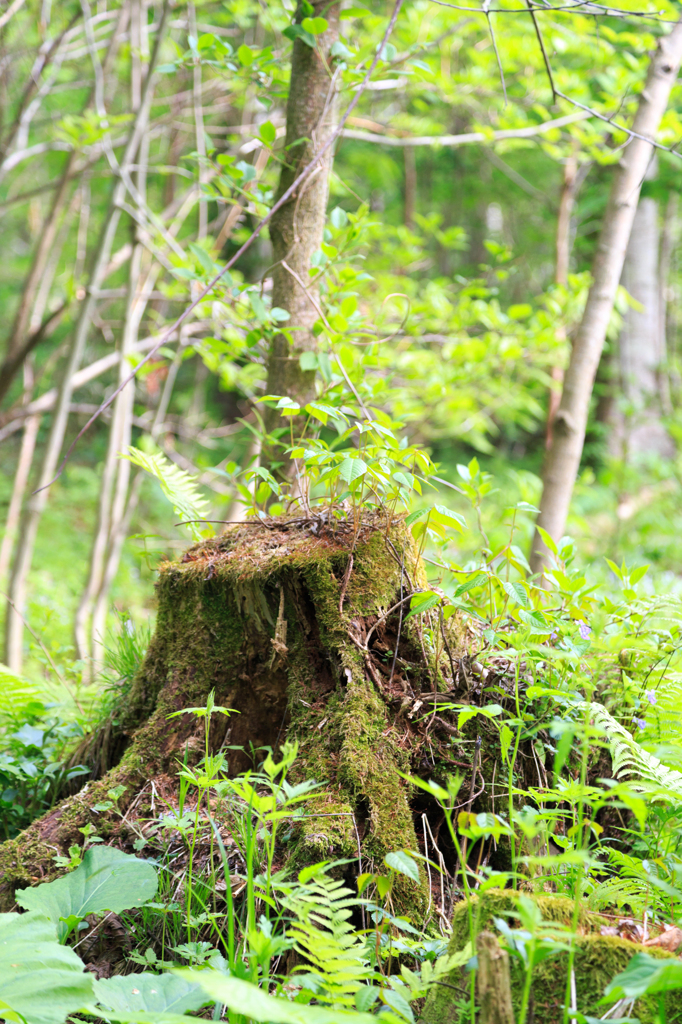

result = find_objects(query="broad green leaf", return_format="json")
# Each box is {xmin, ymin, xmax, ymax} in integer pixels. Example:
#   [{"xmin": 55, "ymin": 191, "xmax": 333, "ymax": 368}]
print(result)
[
  {"xmin": 603, "ymin": 952, "xmax": 682, "ymax": 1001},
  {"xmin": 172, "ymin": 970, "xmax": 379, "ymax": 1023},
  {"xmin": 0, "ymin": 911, "xmax": 94, "ymax": 1024},
  {"xmin": 15, "ymin": 847, "xmax": 157, "ymax": 942},
  {"xmin": 453, "ymin": 573, "xmax": 487, "ymax": 598},
  {"xmin": 339, "ymin": 457, "xmax": 367, "ymax": 484},
  {"xmin": 237, "ymin": 43, "xmax": 253, "ymax": 65},
  {"xmin": 94, "ymin": 974, "xmax": 208, "ymax": 1014},
  {"xmin": 259, "ymin": 120, "xmax": 276, "ymax": 145},
  {"xmin": 301, "ymin": 16, "xmax": 328, "ymax": 34},
  {"xmin": 384, "ymin": 851, "xmax": 420, "ymax": 883},
  {"xmin": 404, "ymin": 591, "xmax": 441, "ymax": 621},
  {"xmin": 431, "ymin": 504, "xmax": 466, "ymax": 532},
  {"xmin": 501, "ymin": 580, "xmax": 529, "ymax": 608}
]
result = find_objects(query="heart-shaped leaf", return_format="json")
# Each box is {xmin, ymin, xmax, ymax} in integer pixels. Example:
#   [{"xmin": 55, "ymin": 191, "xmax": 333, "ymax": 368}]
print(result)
[
  {"xmin": 94, "ymin": 973, "xmax": 208, "ymax": 1014},
  {"xmin": 15, "ymin": 847, "xmax": 158, "ymax": 942},
  {"xmin": 0, "ymin": 911, "xmax": 94, "ymax": 1024}
]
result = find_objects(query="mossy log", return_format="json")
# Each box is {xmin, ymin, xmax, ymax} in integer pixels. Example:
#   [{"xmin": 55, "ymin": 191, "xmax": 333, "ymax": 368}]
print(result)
[
  {"xmin": 0, "ymin": 514, "xmax": 485, "ymax": 912},
  {"xmin": 421, "ymin": 889, "xmax": 682, "ymax": 1024}
]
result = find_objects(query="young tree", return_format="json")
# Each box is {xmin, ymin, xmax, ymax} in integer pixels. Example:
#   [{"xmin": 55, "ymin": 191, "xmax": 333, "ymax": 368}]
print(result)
[
  {"xmin": 531, "ymin": 17, "xmax": 682, "ymax": 574},
  {"xmin": 262, "ymin": 1, "xmax": 340, "ymax": 455}
]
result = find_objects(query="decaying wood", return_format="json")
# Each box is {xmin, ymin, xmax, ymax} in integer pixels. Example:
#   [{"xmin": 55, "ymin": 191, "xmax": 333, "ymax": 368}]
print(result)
[{"xmin": 476, "ymin": 931, "xmax": 515, "ymax": 1024}]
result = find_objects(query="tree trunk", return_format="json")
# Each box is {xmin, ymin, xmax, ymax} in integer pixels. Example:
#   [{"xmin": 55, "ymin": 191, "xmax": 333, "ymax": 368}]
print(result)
[
  {"xmin": 263, "ymin": 1, "xmax": 340, "ymax": 447},
  {"xmin": 3, "ymin": 3, "xmax": 167, "ymax": 671},
  {"xmin": 0, "ymin": 517, "xmax": 471, "ymax": 915},
  {"xmin": 545, "ymin": 152, "xmax": 579, "ymax": 450},
  {"xmin": 612, "ymin": 196, "xmax": 674, "ymax": 459},
  {"xmin": 530, "ymin": 17, "xmax": 682, "ymax": 574}
]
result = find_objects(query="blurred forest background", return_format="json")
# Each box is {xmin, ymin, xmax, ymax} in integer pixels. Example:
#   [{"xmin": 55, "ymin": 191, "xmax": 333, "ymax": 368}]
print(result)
[{"xmin": 1, "ymin": 0, "xmax": 681, "ymax": 704}]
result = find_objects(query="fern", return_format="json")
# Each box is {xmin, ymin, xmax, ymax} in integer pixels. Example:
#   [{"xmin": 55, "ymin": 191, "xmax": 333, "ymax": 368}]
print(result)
[
  {"xmin": 0, "ymin": 664, "xmax": 44, "ymax": 726},
  {"xmin": 120, "ymin": 445, "xmax": 210, "ymax": 541},
  {"xmin": 284, "ymin": 870, "xmax": 372, "ymax": 1008},
  {"xmin": 579, "ymin": 700, "xmax": 682, "ymax": 797}
]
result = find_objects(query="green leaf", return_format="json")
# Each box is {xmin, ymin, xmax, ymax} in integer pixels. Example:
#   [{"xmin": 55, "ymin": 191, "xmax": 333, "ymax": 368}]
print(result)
[
  {"xmin": 15, "ymin": 847, "xmax": 157, "ymax": 943},
  {"xmin": 94, "ymin": 974, "xmax": 208, "ymax": 1014},
  {"xmin": 536, "ymin": 526, "xmax": 558, "ymax": 557},
  {"xmin": 340, "ymin": 7, "xmax": 371, "ymax": 17},
  {"xmin": 382, "ymin": 988, "xmax": 414, "ymax": 1022},
  {"xmin": 0, "ymin": 911, "xmax": 94, "ymax": 1024},
  {"xmin": 453, "ymin": 573, "xmax": 487, "ymax": 598},
  {"xmin": 301, "ymin": 16, "xmax": 328, "ymax": 34},
  {"xmin": 188, "ymin": 243, "xmax": 214, "ymax": 276},
  {"xmin": 259, "ymin": 120, "xmax": 276, "ymax": 146},
  {"xmin": 237, "ymin": 44, "xmax": 253, "ymax": 65},
  {"xmin": 283, "ymin": 24, "xmax": 315, "ymax": 48},
  {"xmin": 501, "ymin": 580, "xmax": 529, "ymax": 608},
  {"xmin": 299, "ymin": 352, "xmax": 318, "ymax": 371},
  {"xmin": 431, "ymin": 504, "xmax": 466, "ymax": 532},
  {"xmin": 404, "ymin": 591, "xmax": 441, "ymax": 621},
  {"xmin": 339, "ymin": 458, "xmax": 367, "ymax": 484},
  {"xmin": 603, "ymin": 952, "xmax": 682, "ymax": 1001},
  {"xmin": 404, "ymin": 508, "xmax": 427, "ymax": 526},
  {"xmin": 384, "ymin": 851, "xmax": 420, "ymax": 883},
  {"xmin": 172, "ymin": 970, "xmax": 378, "ymax": 1023},
  {"xmin": 330, "ymin": 206, "xmax": 348, "ymax": 229}
]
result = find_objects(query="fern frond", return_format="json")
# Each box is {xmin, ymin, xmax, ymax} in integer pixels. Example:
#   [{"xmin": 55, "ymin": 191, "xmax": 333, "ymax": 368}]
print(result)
[
  {"xmin": 285, "ymin": 872, "xmax": 372, "ymax": 1007},
  {"xmin": 120, "ymin": 445, "xmax": 210, "ymax": 540},
  {"xmin": 579, "ymin": 701, "xmax": 682, "ymax": 797},
  {"xmin": 586, "ymin": 876, "xmax": 650, "ymax": 914},
  {"xmin": 0, "ymin": 664, "xmax": 44, "ymax": 724}
]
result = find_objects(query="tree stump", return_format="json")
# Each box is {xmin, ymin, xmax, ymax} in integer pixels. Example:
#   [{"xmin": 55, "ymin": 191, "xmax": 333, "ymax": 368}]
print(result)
[
  {"xmin": 0, "ymin": 514, "xmax": 468, "ymax": 912},
  {"xmin": 476, "ymin": 931, "xmax": 515, "ymax": 1024}
]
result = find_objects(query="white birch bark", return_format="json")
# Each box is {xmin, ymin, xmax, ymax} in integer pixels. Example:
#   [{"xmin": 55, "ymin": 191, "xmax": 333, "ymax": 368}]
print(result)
[
  {"xmin": 531, "ymin": 17, "xmax": 682, "ymax": 574},
  {"xmin": 4, "ymin": 1, "xmax": 169, "ymax": 671},
  {"xmin": 614, "ymin": 196, "xmax": 673, "ymax": 459}
]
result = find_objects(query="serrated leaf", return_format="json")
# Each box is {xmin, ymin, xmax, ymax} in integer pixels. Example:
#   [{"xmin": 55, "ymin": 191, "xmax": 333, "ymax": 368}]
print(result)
[{"xmin": 501, "ymin": 580, "xmax": 529, "ymax": 608}]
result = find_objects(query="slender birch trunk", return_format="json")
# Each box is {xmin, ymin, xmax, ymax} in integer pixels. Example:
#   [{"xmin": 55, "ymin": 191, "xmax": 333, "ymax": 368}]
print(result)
[
  {"xmin": 615, "ymin": 195, "xmax": 673, "ymax": 459},
  {"xmin": 530, "ymin": 18, "xmax": 682, "ymax": 574},
  {"xmin": 545, "ymin": 152, "xmax": 579, "ymax": 449},
  {"xmin": 0, "ymin": 5, "xmax": 128, "ymax": 405},
  {"xmin": 0, "ymin": 364, "xmax": 40, "ymax": 587},
  {"xmin": 263, "ymin": 1, "xmax": 341, "ymax": 444},
  {"xmin": 4, "ymin": 1, "xmax": 169, "ymax": 671},
  {"xmin": 76, "ymin": 0, "xmax": 153, "ymax": 671}
]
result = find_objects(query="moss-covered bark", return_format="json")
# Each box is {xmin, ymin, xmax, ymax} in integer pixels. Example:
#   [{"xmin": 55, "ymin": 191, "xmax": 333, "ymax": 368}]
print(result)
[
  {"xmin": 421, "ymin": 889, "xmax": 682, "ymax": 1024},
  {"xmin": 0, "ymin": 514, "xmax": 466, "ymax": 912}
]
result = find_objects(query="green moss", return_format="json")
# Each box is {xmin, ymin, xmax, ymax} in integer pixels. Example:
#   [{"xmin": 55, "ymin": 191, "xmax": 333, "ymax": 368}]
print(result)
[
  {"xmin": 421, "ymin": 889, "xmax": 682, "ymax": 1024},
  {"xmin": 0, "ymin": 516, "xmax": 434, "ymax": 913}
]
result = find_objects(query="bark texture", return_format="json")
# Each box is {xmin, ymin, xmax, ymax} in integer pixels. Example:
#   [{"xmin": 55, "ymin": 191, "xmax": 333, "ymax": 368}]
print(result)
[
  {"xmin": 531, "ymin": 17, "xmax": 682, "ymax": 574},
  {"xmin": 264, "ymin": 2, "xmax": 340, "ymax": 433},
  {"xmin": 476, "ymin": 931, "xmax": 515, "ymax": 1024},
  {"xmin": 0, "ymin": 518, "xmax": 440, "ymax": 911}
]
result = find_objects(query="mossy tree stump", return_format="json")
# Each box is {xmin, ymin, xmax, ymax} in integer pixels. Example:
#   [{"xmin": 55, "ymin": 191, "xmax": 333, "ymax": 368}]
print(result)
[{"xmin": 0, "ymin": 514, "xmax": 473, "ymax": 912}]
